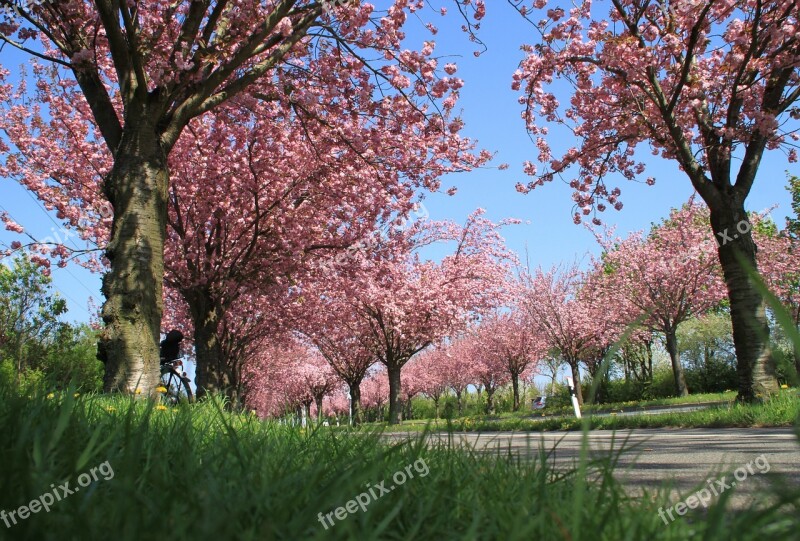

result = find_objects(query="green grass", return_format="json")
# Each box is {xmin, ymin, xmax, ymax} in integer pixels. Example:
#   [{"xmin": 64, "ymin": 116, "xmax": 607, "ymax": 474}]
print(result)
[
  {"xmin": 529, "ymin": 391, "xmax": 738, "ymax": 417},
  {"xmin": 377, "ymin": 388, "xmax": 799, "ymax": 433},
  {"xmin": 1, "ymin": 385, "xmax": 798, "ymax": 540}
]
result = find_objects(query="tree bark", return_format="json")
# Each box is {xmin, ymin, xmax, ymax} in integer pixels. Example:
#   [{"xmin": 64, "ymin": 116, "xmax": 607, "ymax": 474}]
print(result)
[
  {"xmin": 404, "ymin": 397, "xmax": 413, "ymax": 420},
  {"xmin": 387, "ymin": 362, "xmax": 402, "ymax": 424},
  {"xmin": 708, "ymin": 204, "xmax": 779, "ymax": 401},
  {"xmin": 315, "ymin": 394, "xmax": 324, "ymax": 423},
  {"xmin": 511, "ymin": 372, "xmax": 521, "ymax": 411},
  {"xmin": 485, "ymin": 386, "xmax": 495, "ymax": 414},
  {"xmin": 569, "ymin": 361, "xmax": 584, "ymax": 406},
  {"xmin": 348, "ymin": 380, "xmax": 362, "ymax": 426},
  {"xmin": 185, "ymin": 288, "xmax": 229, "ymax": 399},
  {"xmin": 98, "ymin": 118, "xmax": 168, "ymax": 395},
  {"xmin": 455, "ymin": 389, "xmax": 463, "ymax": 416},
  {"xmin": 664, "ymin": 329, "xmax": 689, "ymax": 397}
]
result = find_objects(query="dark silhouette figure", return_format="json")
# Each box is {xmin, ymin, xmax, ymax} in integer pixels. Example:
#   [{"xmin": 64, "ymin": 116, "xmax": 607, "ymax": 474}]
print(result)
[{"xmin": 160, "ymin": 330, "xmax": 184, "ymax": 364}]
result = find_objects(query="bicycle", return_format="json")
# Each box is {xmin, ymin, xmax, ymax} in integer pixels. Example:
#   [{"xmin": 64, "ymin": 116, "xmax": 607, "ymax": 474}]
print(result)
[{"xmin": 160, "ymin": 358, "xmax": 194, "ymax": 404}]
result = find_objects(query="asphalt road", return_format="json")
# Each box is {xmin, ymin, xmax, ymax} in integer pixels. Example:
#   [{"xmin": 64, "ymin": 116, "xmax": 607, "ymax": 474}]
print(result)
[{"xmin": 387, "ymin": 428, "xmax": 800, "ymax": 508}]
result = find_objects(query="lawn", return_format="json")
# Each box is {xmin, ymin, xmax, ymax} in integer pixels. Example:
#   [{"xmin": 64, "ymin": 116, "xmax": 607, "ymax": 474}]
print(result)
[
  {"xmin": 1, "ymin": 385, "xmax": 798, "ymax": 540},
  {"xmin": 375, "ymin": 389, "xmax": 799, "ymax": 433}
]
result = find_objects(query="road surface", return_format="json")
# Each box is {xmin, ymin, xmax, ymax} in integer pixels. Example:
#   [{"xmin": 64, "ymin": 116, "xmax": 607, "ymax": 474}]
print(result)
[{"xmin": 387, "ymin": 428, "xmax": 800, "ymax": 508}]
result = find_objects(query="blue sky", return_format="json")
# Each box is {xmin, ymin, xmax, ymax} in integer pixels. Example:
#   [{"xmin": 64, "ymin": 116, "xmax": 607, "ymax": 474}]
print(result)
[{"xmin": 1, "ymin": 1, "xmax": 797, "ymax": 325}]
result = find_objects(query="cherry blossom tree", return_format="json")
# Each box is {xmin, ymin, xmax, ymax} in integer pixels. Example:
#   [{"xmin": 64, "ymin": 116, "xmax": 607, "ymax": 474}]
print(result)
[
  {"xmin": 243, "ymin": 338, "xmax": 301, "ymax": 418},
  {"xmin": 482, "ymin": 310, "xmax": 545, "ymax": 410},
  {"xmin": 333, "ymin": 211, "xmax": 514, "ymax": 424},
  {"xmin": 438, "ymin": 338, "xmax": 476, "ymax": 415},
  {"xmin": 159, "ymin": 60, "xmax": 487, "ymax": 397},
  {"xmin": 400, "ymin": 365, "xmax": 425, "ymax": 421},
  {"xmin": 244, "ymin": 336, "xmax": 340, "ymax": 422},
  {"xmin": 522, "ymin": 265, "xmax": 607, "ymax": 406},
  {"xmin": 467, "ymin": 326, "xmax": 510, "ymax": 414},
  {"xmin": 594, "ymin": 202, "xmax": 727, "ymax": 396},
  {"xmin": 294, "ymin": 300, "xmax": 377, "ymax": 426},
  {"xmin": 410, "ymin": 347, "xmax": 450, "ymax": 419},
  {"xmin": 361, "ymin": 368, "xmax": 389, "ymax": 422},
  {"xmin": 512, "ymin": 0, "xmax": 798, "ymax": 400},
  {"xmin": 0, "ymin": 0, "xmax": 488, "ymax": 394}
]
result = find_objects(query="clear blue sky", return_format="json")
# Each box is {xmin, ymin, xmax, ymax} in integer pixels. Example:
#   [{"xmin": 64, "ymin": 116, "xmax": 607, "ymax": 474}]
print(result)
[{"xmin": 0, "ymin": 2, "xmax": 796, "ymax": 324}]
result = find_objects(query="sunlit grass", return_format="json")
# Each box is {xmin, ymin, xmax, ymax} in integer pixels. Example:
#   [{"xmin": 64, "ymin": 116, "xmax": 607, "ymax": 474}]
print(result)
[{"xmin": 0, "ymin": 385, "xmax": 798, "ymax": 540}]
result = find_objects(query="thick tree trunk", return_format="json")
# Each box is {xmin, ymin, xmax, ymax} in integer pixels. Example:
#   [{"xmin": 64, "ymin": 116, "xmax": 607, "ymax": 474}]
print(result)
[
  {"xmin": 387, "ymin": 363, "xmax": 402, "ymax": 424},
  {"xmin": 569, "ymin": 361, "xmax": 584, "ymax": 406},
  {"xmin": 348, "ymin": 381, "xmax": 362, "ymax": 426},
  {"xmin": 186, "ymin": 289, "xmax": 230, "ymax": 399},
  {"xmin": 708, "ymin": 204, "xmax": 779, "ymax": 401},
  {"xmin": 99, "ymin": 121, "xmax": 168, "ymax": 395},
  {"xmin": 511, "ymin": 373, "xmax": 521, "ymax": 411},
  {"xmin": 664, "ymin": 329, "xmax": 689, "ymax": 397}
]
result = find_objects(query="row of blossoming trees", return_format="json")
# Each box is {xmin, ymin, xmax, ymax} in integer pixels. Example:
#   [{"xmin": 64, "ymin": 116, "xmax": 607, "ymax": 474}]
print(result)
[
  {"xmin": 2, "ymin": 0, "xmax": 800, "ymax": 420},
  {"xmin": 241, "ymin": 197, "xmax": 799, "ymax": 423}
]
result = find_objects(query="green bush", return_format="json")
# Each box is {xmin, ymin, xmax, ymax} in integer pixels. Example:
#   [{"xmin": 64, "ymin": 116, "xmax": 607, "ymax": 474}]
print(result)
[{"xmin": 683, "ymin": 358, "xmax": 738, "ymax": 393}]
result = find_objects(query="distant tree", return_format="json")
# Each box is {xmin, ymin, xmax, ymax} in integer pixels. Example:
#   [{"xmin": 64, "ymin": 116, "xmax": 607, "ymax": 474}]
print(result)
[
  {"xmin": 0, "ymin": 255, "xmax": 67, "ymax": 379},
  {"xmin": 595, "ymin": 202, "xmax": 727, "ymax": 396},
  {"xmin": 678, "ymin": 313, "xmax": 737, "ymax": 393},
  {"xmin": 41, "ymin": 323, "xmax": 104, "ymax": 392}
]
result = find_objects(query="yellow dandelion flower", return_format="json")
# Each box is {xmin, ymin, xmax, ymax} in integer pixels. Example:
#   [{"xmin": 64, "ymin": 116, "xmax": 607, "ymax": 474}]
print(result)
[
  {"xmin": 156, "ymin": 386, "xmax": 168, "ymax": 393},
  {"xmin": 106, "ymin": 406, "xmax": 116, "ymax": 413},
  {"xmin": 46, "ymin": 393, "xmax": 55, "ymax": 400},
  {"xmin": 156, "ymin": 404, "xmax": 168, "ymax": 411},
  {"xmin": 134, "ymin": 388, "xmax": 143, "ymax": 395},
  {"xmin": 73, "ymin": 392, "xmax": 80, "ymax": 398},
  {"xmin": 781, "ymin": 384, "xmax": 789, "ymax": 389}
]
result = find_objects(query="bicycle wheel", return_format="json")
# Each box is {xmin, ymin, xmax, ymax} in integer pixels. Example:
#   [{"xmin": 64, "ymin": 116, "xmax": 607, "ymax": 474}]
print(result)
[{"xmin": 160, "ymin": 366, "xmax": 194, "ymax": 404}]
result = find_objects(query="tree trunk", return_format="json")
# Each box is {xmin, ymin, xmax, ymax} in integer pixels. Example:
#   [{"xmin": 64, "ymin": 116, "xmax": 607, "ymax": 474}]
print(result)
[
  {"xmin": 186, "ymin": 289, "xmax": 229, "ymax": 399},
  {"xmin": 455, "ymin": 390, "xmax": 463, "ymax": 416},
  {"xmin": 98, "ymin": 120, "xmax": 168, "ymax": 395},
  {"xmin": 708, "ymin": 204, "xmax": 779, "ymax": 401},
  {"xmin": 511, "ymin": 373, "xmax": 520, "ymax": 411},
  {"xmin": 348, "ymin": 380, "xmax": 362, "ymax": 426},
  {"xmin": 485, "ymin": 386, "xmax": 495, "ymax": 414},
  {"xmin": 387, "ymin": 363, "xmax": 402, "ymax": 424},
  {"xmin": 404, "ymin": 397, "xmax": 413, "ymax": 420},
  {"xmin": 315, "ymin": 395, "xmax": 324, "ymax": 423},
  {"xmin": 569, "ymin": 361, "xmax": 584, "ymax": 406},
  {"xmin": 433, "ymin": 396, "xmax": 440, "ymax": 419},
  {"xmin": 664, "ymin": 328, "xmax": 689, "ymax": 396}
]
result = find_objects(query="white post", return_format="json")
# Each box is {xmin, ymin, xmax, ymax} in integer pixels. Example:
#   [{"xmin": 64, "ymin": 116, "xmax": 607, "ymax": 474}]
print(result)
[{"xmin": 566, "ymin": 376, "xmax": 582, "ymax": 419}]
